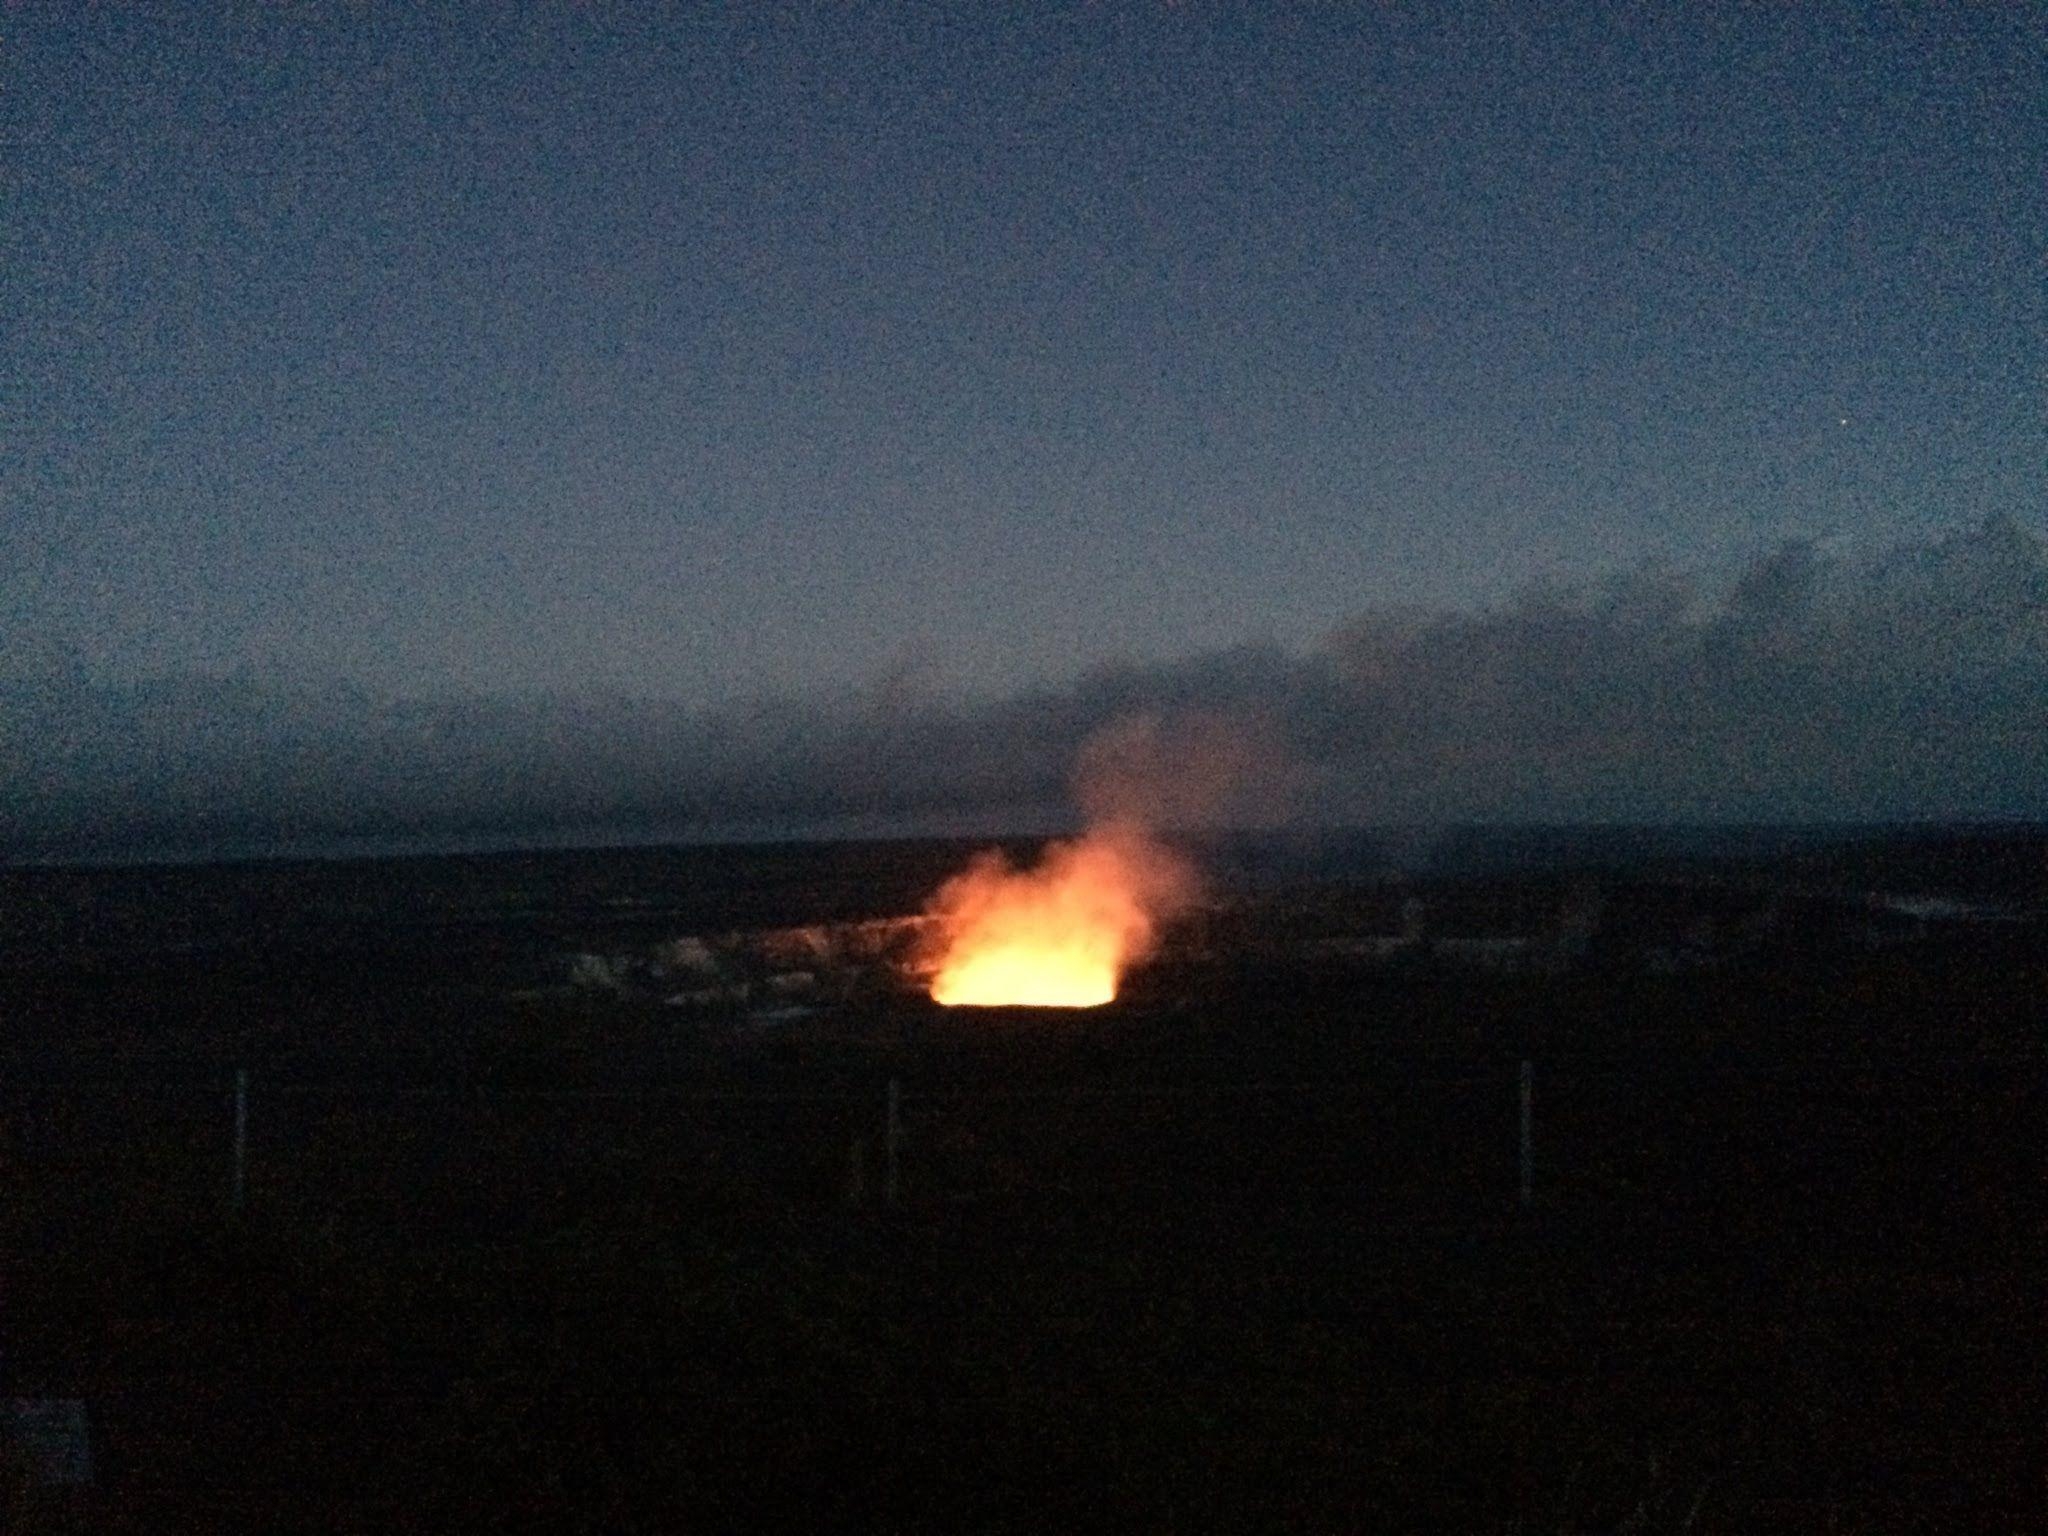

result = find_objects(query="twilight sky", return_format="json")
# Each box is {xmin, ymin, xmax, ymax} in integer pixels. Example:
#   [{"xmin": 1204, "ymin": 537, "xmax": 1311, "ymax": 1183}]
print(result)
[{"xmin": 4, "ymin": 3, "xmax": 2045, "ymax": 856}]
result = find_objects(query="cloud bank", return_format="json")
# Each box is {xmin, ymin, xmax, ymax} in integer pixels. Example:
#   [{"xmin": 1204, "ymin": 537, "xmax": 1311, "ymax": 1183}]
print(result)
[{"xmin": 4, "ymin": 519, "xmax": 2044, "ymax": 861}]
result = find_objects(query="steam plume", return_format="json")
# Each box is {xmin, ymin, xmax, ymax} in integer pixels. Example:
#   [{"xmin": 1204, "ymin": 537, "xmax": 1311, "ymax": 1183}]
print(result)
[{"xmin": 915, "ymin": 713, "xmax": 1253, "ymax": 1006}]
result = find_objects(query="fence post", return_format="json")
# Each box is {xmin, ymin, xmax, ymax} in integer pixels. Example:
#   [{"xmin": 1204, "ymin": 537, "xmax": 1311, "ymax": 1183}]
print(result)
[
  {"xmin": 884, "ymin": 1078, "xmax": 902, "ymax": 1210},
  {"xmin": 1518, "ymin": 1059, "xmax": 1533, "ymax": 1211},
  {"xmin": 231, "ymin": 1067, "xmax": 250, "ymax": 1213}
]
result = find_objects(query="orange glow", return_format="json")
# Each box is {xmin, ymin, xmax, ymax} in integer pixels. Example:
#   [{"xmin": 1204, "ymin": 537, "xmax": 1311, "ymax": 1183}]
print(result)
[{"xmin": 920, "ymin": 822, "xmax": 1198, "ymax": 1008}]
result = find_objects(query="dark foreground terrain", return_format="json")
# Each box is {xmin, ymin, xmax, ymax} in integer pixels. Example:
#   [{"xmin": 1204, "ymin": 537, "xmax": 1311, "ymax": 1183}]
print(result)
[{"xmin": 1, "ymin": 829, "xmax": 2042, "ymax": 1531}]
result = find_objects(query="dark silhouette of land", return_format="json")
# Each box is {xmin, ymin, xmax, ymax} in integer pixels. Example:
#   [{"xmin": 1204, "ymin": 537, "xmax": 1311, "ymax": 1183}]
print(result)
[{"xmin": 1, "ymin": 827, "xmax": 2041, "ymax": 1531}]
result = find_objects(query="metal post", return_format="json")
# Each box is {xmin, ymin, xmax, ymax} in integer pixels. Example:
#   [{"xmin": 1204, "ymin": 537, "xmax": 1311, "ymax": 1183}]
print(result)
[
  {"xmin": 1518, "ymin": 1059, "xmax": 1534, "ymax": 1211},
  {"xmin": 231, "ymin": 1067, "xmax": 250, "ymax": 1213},
  {"xmin": 884, "ymin": 1078, "xmax": 902, "ymax": 1210}
]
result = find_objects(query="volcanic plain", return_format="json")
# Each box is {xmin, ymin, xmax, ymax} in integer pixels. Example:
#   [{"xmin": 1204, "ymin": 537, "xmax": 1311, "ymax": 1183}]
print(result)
[{"xmin": 1, "ymin": 829, "xmax": 2040, "ymax": 1532}]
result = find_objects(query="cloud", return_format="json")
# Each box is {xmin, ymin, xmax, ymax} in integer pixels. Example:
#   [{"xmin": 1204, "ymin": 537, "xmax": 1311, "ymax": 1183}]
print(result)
[
  {"xmin": 1073, "ymin": 709, "xmax": 1301, "ymax": 830},
  {"xmin": 2, "ymin": 518, "xmax": 2044, "ymax": 861}
]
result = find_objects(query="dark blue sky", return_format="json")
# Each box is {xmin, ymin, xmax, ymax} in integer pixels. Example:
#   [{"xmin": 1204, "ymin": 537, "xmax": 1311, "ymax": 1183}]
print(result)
[
  {"xmin": 10, "ymin": 2, "xmax": 2040, "ymax": 706},
  {"xmin": 4, "ymin": 4, "xmax": 2046, "ymax": 859}
]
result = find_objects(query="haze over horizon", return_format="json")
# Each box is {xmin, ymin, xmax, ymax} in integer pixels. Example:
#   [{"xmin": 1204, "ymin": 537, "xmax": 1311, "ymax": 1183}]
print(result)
[
  {"xmin": 6, "ymin": 516, "xmax": 2046, "ymax": 863},
  {"xmin": 6, "ymin": 5, "xmax": 2044, "ymax": 860}
]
